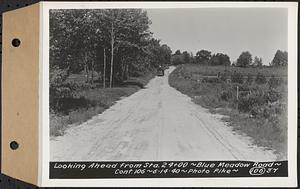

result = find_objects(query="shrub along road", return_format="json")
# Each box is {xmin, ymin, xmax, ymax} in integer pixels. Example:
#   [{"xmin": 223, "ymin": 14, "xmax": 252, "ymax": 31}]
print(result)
[{"xmin": 51, "ymin": 67, "xmax": 276, "ymax": 161}]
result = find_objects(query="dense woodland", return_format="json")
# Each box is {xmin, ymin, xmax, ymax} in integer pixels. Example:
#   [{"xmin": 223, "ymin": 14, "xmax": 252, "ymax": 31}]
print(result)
[
  {"xmin": 50, "ymin": 9, "xmax": 172, "ymax": 112},
  {"xmin": 50, "ymin": 9, "xmax": 172, "ymax": 82}
]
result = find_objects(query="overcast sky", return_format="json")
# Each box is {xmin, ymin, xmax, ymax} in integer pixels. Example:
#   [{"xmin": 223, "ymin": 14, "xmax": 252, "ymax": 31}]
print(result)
[{"xmin": 146, "ymin": 8, "xmax": 287, "ymax": 64}]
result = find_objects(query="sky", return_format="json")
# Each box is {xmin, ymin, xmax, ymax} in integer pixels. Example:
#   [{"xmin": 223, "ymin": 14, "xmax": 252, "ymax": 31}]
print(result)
[{"xmin": 146, "ymin": 8, "xmax": 288, "ymax": 65}]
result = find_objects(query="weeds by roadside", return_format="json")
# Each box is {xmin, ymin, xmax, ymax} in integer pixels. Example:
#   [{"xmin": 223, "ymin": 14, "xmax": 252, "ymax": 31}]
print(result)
[
  {"xmin": 50, "ymin": 72, "xmax": 155, "ymax": 137},
  {"xmin": 169, "ymin": 64, "xmax": 287, "ymax": 159}
]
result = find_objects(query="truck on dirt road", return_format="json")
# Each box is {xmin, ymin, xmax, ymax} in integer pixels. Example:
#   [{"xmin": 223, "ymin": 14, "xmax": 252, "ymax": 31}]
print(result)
[{"xmin": 157, "ymin": 66, "xmax": 165, "ymax": 76}]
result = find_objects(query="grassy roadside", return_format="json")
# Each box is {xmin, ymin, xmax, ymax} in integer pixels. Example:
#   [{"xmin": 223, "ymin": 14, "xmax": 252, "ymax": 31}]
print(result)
[
  {"xmin": 169, "ymin": 64, "xmax": 287, "ymax": 160},
  {"xmin": 50, "ymin": 72, "xmax": 155, "ymax": 137}
]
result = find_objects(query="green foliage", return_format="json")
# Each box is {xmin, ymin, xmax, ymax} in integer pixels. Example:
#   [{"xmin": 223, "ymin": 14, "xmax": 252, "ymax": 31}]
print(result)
[
  {"xmin": 220, "ymin": 90, "xmax": 233, "ymax": 101},
  {"xmin": 253, "ymin": 56, "xmax": 263, "ymax": 67},
  {"xmin": 202, "ymin": 77, "xmax": 220, "ymax": 83},
  {"xmin": 237, "ymin": 91, "xmax": 265, "ymax": 112},
  {"xmin": 171, "ymin": 54, "xmax": 185, "ymax": 65},
  {"xmin": 271, "ymin": 50, "xmax": 288, "ymax": 66},
  {"xmin": 231, "ymin": 72, "xmax": 243, "ymax": 83},
  {"xmin": 175, "ymin": 64, "xmax": 287, "ymax": 77},
  {"xmin": 169, "ymin": 64, "xmax": 287, "ymax": 158},
  {"xmin": 209, "ymin": 53, "xmax": 231, "ymax": 66},
  {"xmin": 50, "ymin": 67, "xmax": 73, "ymax": 112},
  {"xmin": 171, "ymin": 51, "xmax": 193, "ymax": 65},
  {"xmin": 255, "ymin": 73, "xmax": 267, "ymax": 84},
  {"xmin": 268, "ymin": 75, "xmax": 282, "ymax": 89},
  {"xmin": 50, "ymin": 73, "xmax": 154, "ymax": 136},
  {"xmin": 174, "ymin": 50, "xmax": 181, "ymax": 55},
  {"xmin": 50, "ymin": 9, "xmax": 170, "ymax": 86},
  {"xmin": 236, "ymin": 51, "xmax": 252, "ymax": 67},
  {"xmin": 264, "ymin": 89, "xmax": 282, "ymax": 103},
  {"xmin": 195, "ymin": 50, "xmax": 211, "ymax": 64},
  {"xmin": 182, "ymin": 51, "xmax": 191, "ymax": 64},
  {"xmin": 50, "ymin": 9, "xmax": 172, "ymax": 112},
  {"xmin": 246, "ymin": 74, "xmax": 253, "ymax": 84}
]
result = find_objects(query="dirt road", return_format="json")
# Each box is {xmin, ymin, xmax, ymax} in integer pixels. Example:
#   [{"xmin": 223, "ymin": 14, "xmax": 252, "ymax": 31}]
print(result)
[{"xmin": 51, "ymin": 67, "xmax": 276, "ymax": 161}]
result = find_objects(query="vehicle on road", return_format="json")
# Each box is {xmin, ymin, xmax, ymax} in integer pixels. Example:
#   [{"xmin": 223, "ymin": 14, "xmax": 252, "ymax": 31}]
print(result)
[{"xmin": 157, "ymin": 67, "xmax": 164, "ymax": 76}]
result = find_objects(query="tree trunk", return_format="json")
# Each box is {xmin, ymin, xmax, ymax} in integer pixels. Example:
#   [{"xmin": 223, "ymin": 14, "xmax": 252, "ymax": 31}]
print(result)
[
  {"xmin": 91, "ymin": 61, "xmax": 94, "ymax": 84},
  {"xmin": 84, "ymin": 52, "xmax": 89, "ymax": 83},
  {"xmin": 85, "ymin": 64, "xmax": 89, "ymax": 83},
  {"xmin": 121, "ymin": 57, "xmax": 125, "ymax": 81},
  {"xmin": 126, "ymin": 63, "xmax": 129, "ymax": 80},
  {"xmin": 120, "ymin": 61, "xmax": 123, "ymax": 80},
  {"xmin": 103, "ymin": 48, "xmax": 106, "ymax": 88},
  {"xmin": 109, "ymin": 22, "xmax": 114, "ymax": 88}
]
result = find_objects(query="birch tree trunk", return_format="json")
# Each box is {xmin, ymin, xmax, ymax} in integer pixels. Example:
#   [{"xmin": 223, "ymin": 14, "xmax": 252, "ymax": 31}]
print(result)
[
  {"xmin": 103, "ymin": 48, "xmax": 106, "ymax": 88},
  {"xmin": 91, "ymin": 61, "xmax": 94, "ymax": 84},
  {"xmin": 109, "ymin": 22, "xmax": 114, "ymax": 88},
  {"xmin": 84, "ymin": 52, "xmax": 89, "ymax": 83}
]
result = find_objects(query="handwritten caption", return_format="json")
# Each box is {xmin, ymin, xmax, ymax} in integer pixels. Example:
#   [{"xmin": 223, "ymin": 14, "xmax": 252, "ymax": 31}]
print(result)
[{"xmin": 50, "ymin": 161, "xmax": 287, "ymax": 178}]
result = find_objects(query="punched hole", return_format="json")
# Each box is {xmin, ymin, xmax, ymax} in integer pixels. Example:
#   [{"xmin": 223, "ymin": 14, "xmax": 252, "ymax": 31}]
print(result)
[
  {"xmin": 12, "ymin": 38, "xmax": 21, "ymax": 47},
  {"xmin": 10, "ymin": 141, "xmax": 19, "ymax": 150}
]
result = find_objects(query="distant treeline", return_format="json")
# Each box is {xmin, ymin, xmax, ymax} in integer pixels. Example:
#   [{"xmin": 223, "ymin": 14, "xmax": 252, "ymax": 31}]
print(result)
[{"xmin": 171, "ymin": 49, "xmax": 288, "ymax": 67}]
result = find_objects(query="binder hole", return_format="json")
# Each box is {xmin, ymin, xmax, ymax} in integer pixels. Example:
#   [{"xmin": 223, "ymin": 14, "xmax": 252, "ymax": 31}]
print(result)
[
  {"xmin": 10, "ymin": 141, "xmax": 19, "ymax": 150},
  {"xmin": 12, "ymin": 38, "xmax": 21, "ymax": 47}
]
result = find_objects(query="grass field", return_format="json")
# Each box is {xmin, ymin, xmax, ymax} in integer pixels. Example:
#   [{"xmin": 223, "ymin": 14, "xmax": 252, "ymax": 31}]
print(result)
[
  {"xmin": 180, "ymin": 64, "xmax": 287, "ymax": 76},
  {"xmin": 169, "ymin": 64, "xmax": 288, "ymax": 160},
  {"xmin": 50, "ymin": 72, "xmax": 155, "ymax": 137}
]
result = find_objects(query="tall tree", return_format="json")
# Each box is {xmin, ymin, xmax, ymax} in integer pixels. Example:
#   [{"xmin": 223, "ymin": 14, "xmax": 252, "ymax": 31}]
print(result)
[
  {"xmin": 174, "ymin": 50, "xmax": 181, "ymax": 55},
  {"xmin": 171, "ymin": 54, "xmax": 185, "ymax": 65},
  {"xmin": 195, "ymin": 50, "xmax": 211, "ymax": 64},
  {"xmin": 236, "ymin": 51, "xmax": 252, "ymax": 67},
  {"xmin": 99, "ymin": 9, "xmax": 152, "ymax": 87},
  {"xmin": 253, "ymin": 56, "xmax": 263, "ymax": 67},
  {"xmin": 103, "ymin": 48, "xmax": 106, "ymax": 88},
  {"xmin": 110, "ymin": 21, "xmax": 114, "ymax": 88},
  {"xmin": 182, "ymin": 51, "xmax": 191, "ymax": 64},
  {"xmin": 209, "ymin": 53, "xmax": 231, "ymax": 66},
  {"xmin": 50, "ymin": 8, "xmax": 167, "ymax": 90},
  {"xmin": 270, "ymin": 50, "xmax": 288, "ymax": 66}
]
